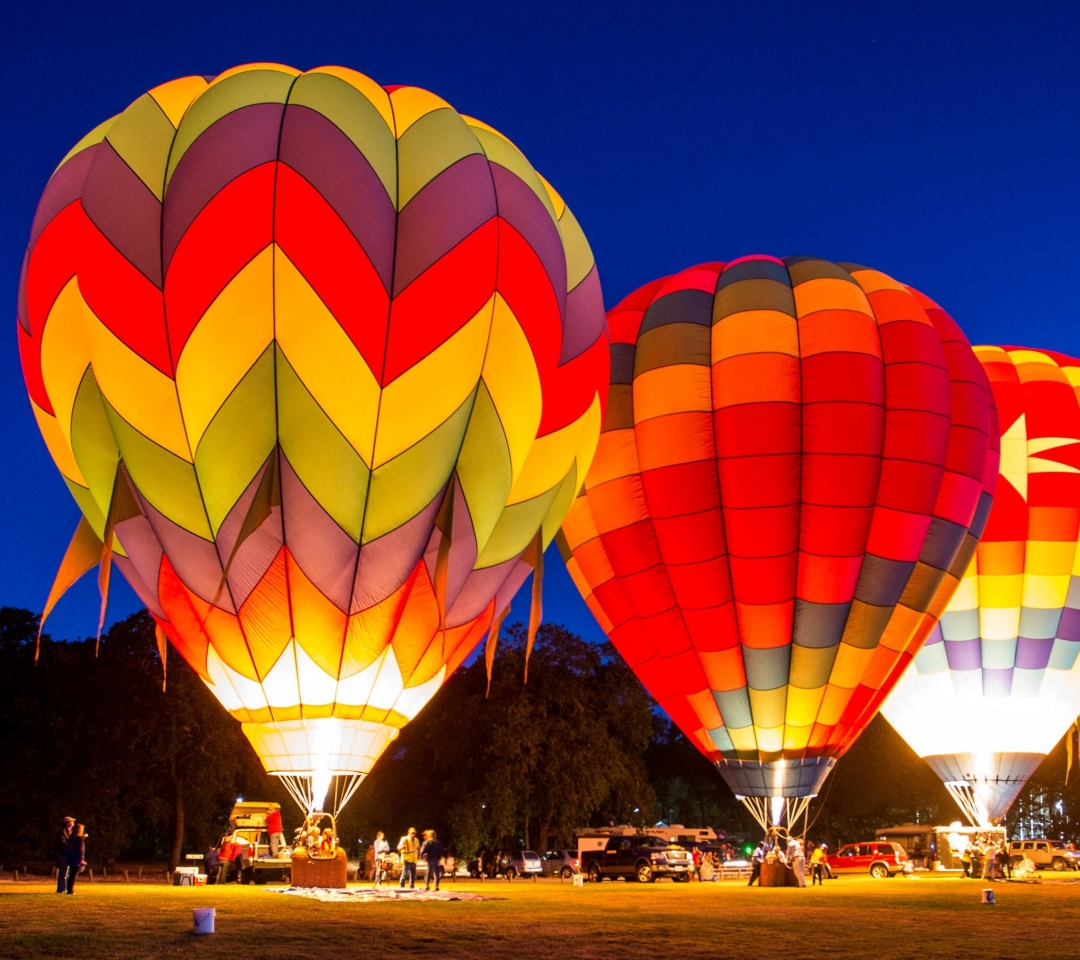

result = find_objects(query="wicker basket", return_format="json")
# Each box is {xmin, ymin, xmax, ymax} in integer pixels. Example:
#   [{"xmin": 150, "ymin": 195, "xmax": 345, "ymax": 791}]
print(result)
[{"xmin": 291, "ymin": 849, "xmax": 348, "ymax": 889}]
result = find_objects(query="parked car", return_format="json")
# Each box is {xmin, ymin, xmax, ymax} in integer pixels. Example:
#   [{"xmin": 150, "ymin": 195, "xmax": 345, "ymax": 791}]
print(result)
[
  {"xmin": 542, "ymin": 849, "xmax": 580, "ymax": 879},
  {"xmin": 1009, "ymin": 840, "xmax": 1079, "ymax": 872},
  {"xmin": 829, "ymin": 841, "xmax": 907, "ymax": 878},
  {"xmin": 582, "ymin": 835, "xmax": 692, "ymax": 883},
  {"xmin": 506, "ymin": 850, "xmax": 543, "ymax": 880}
]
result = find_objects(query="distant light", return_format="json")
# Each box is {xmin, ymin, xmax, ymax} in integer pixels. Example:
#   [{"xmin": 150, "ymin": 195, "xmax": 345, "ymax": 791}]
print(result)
[
  {"xmin": 634, "ymin": 808, "xmax": 640, "ymax": 814},
  {"xmin": 482, "ymin": 804, "xmax": 487, "ymax": 810},
  {"xmin": 237, "ymin": 797, "xmax": 244, "ymax": 803}
]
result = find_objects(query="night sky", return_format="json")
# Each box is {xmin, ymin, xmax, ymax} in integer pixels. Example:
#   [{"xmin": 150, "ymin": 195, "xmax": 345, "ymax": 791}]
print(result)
[{"xmin": 2, "ymin": 1, "xmax": 1078, "ymax": 643}]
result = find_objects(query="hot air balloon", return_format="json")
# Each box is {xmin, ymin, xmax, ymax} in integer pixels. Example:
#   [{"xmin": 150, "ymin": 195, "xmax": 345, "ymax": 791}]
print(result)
[
  {"xmin": 882, "ymin": 346, "xmax": 1080, "ymax": 826},
  {"xmin": 557, "ymin": 256, "xmax": 998, "ymax": 831},
  {"xmin": 19, "ymin": 63, "xmax": 608, "ymax": 814}
]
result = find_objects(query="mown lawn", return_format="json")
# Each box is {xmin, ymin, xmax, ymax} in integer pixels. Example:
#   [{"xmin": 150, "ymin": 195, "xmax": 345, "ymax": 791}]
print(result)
[{"xmin": 1, "ymin": 874, "xmax": 1076, "ymax": 959}]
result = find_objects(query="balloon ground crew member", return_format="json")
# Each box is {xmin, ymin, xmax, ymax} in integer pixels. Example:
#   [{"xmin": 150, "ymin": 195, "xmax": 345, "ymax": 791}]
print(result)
[
  {"xmin": 266, "ymin": 806, "xmax": 286, "ymax": 857},
  {"xmin": 421, "ymin": 830, "xmax": 446, "ymax": 891},
  {"xmin": 810, "ymin": 843, "xmax": 827, "ymax": 885},
  {"xmin": 398, "ymin": 828, "xmax": 421, "ymax": 889},
  {"xmin": 747, "ymin": 842, "xmax": 765, "ymax": 886}
]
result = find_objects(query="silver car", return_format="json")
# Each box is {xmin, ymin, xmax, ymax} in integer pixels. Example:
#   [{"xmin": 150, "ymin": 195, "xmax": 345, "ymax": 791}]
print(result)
[
  {"xmin": 541, "ymin": 849, "xmax": 580, "ymax": 879},
  {"xmin": 506, "ymin": 850, "xmax": 543, "ymax": 880}
]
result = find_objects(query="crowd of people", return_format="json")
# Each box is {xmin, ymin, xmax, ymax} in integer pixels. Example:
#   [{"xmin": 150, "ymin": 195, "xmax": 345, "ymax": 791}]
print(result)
[
  {"xmin": 367, "ymin": 827, "xmax": 449, "ymax": 891},
  {"xmin": 746, "ymin": 831, "xmax": 832, "ymax": 888},
  {"xmin": 959, "ymin": 836, "xmax": 1012, "ymax": 881}
]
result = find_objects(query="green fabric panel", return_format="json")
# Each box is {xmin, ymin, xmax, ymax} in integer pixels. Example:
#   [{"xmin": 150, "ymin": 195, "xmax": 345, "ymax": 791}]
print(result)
[
  {"xmin": 286, "ymin": 72, "xmax": 397, "ymax": 203},
  {"xmin": 712, "ymin": 279, "xmax": 796, "ymax": 322},
  {"xmin": 747, "ymin": 686, "xmax": 788, "ymax": 730},
  {"xmin": 64, "ymin": 478, "xmax": 107, "ymax": 542},
  {"xmin": 476, "ymin": 483, "xmax": 561, "ymax": 568},
  {"xmin": 540, "ymin": 462, "xmax": 577, "ymax": 547},
  {"xmin": 468, "ymin": 127, "xmax": 556, "ymax": 222},
  {"xmin": 166, "ymin": 70, "xmax": 296, "ymax": 185},
  {"xmin": 455, "ymin": 380, "xmax": 512, "ymax": 557},
  {"xmin": 396, "ymin": 108, "xmax": 482, "ymax": 210},
  {"xmin": 69, "ymin": 370, "xmax": 119, "ymax": 522},
  {"xmin": 788, "ymin": 644, "xmax": 839, "ymax": 689},
  {"xmin": 276, "ymin": 346, "xmax": 369, "ymax": 543},
  {"xmin": 55, "ymin": 116, "xmax": 118, "ymax": 173},
  {"xmin": 363, "ymin": 389, "xmax": 476, "ymax": 543},
  {"xmin": 102, "ymin": 396, "xmax": 211, "ymax": 540},
  {"xmin": 106, "ymin": 94, "xmax": 177, "ymax": 200},
  {"xmin": 558, "ymin": 205, "xmax": 595, "ymax": 292},
  {"xmin": 786, "ymin": 258, "xmax": 860, "ymax": 286},
  {"xmin": 194, "ymin": 346, "xmax": 278, "ymax": 536}
]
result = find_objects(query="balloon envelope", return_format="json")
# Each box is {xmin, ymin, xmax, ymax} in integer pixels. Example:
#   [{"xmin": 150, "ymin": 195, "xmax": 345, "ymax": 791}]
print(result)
[
  {"xmin": 19, "ymin": 64, "xmax": 608, "ymax": 803},
  {"xmin": 558, "ymin": 257, "xmax": 998, "ymax": 799},
  {"xmin": 882, "ymin": 346, "xmax": 1080, "ymax": 823}
]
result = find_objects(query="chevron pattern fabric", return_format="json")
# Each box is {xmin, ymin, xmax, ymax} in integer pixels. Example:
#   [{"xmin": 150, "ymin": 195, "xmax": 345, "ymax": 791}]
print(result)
[
  {"xmin": 19, "ymin": 64, "xmax": 609, "ymax": 775},
  {"xmin": 557, "ymin": 256, "xmax": 998, "ymax": 798}
]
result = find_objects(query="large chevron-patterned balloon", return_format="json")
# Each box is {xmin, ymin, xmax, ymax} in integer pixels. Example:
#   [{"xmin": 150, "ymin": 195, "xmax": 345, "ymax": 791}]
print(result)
[{"xmin": 19, "ymin": 63, "xmax": 608, "ymax": 806}]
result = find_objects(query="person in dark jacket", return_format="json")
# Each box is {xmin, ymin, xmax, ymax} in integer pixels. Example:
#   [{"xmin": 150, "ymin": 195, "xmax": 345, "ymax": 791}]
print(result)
[
  {"xmin": 63, "ymin": 823, "xmax": 87, "ymax": 894},
  {"xmin": 420, "ymin": 830, "xmax": 446, "ymax": 891},
  {"xmin": 54, "ymin": 817, "xmax": 74, "ymax": 893},
  {"xmin": 747, "ymin": 842, "xmax": 765, "ymax": 886}
]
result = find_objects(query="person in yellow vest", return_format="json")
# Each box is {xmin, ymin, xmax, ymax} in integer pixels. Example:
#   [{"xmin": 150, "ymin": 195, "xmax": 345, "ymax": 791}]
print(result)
[
  {"xmin": 398, "ymin": 828, "xmax": 421, "ymax": 889},
  {"xmin": 810, "ymin": 843, "xmax": 827, "ymax": 885}
]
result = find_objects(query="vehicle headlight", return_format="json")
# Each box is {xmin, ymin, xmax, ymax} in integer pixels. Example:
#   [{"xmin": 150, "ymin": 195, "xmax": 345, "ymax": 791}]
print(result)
[{"xmin": 650, "ymin": 853, "xmax": 664, "ymax": 861}]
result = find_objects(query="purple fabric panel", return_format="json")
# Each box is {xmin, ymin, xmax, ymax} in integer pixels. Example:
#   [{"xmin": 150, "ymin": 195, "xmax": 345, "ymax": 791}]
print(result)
[
  {"xmin": 393, "ymin": 155, "xmax": 496, "ymax": 297},
  {"xmin": 17, "ymin": 252, "xmax": 29, "ymax": 334},
  {"xmin": 214, "ymin": 456, "xmax": 284, "ymax": 609},
  {"xmin": 945, "ymin": 638, "xmax": 982, "ymax": 671},
  {"xmin": 490, "ymin": 163, "xmax": 566, "ymax": 321},
  {"xmin": 1057, "ymin": 606, "xmax": 1080, "ymax": 641},
  {"xmin": 560, "ymin": 265, "xmax": 605, "ymax": 364},
  {"xmin": 352, "ymin": 490, "xmax": 444, "ymax": 613},
  {"xmin": 113, "ymin": 555, "xmax": 167, "ymax": 620},
  {"xmin": 278, "ymin": 104, "xmax": 397, "ymax": 293},
  {"xmin": 491, "ymin": 557, "xmax": 532, "ymax": 618},
  {"xmin": 162, "ymin": 103, "xmax": 285, "ymax": 271},
  {"xmin": 135, "ymin": 489, "xmax": 233, "ymax": 613},
  {"xmin": 924, "ymin": 622, "xmax": 944, "ymax": 645},
  {"xmin": 114, "ymin": 512, "xmax": 166, "ymax": 618},
  {"xmin": 82, "ymin": 141, "xmax": 164, "ymax": 287},
  {"xmin": 280, "ymin": 454, "xmax": 357, "ymax": 613},
  {"xmin": 1015, "ymin": 636, "xmax": 1054, "ymax": 671},
  {"xmin": 982, "ymin": 668, "xmax": 1013, "ymax": 699},
  {"xmin": 28, "ymin": 147, "xmax": 97, "ymax": 252},
  {"xmin": 422, "ymin": 480, "xmax": 479, "ymax": 620},
  {"xmin": 446, "ymin": 554, "xmax": 521, "ymax": 628}
]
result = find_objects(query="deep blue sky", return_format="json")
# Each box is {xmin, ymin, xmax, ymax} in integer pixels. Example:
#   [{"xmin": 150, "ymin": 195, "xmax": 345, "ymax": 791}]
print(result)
[{"xmin": 2, "ymin": 1, "xmax": 1078, "ymax": 642}]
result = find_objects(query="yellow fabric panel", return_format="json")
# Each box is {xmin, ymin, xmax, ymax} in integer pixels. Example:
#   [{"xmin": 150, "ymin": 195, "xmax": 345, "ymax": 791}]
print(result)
[
  {"xmin": 38, "ymin": 277, "xmax": 90, "ymax": 451},
  {"xmin": 783, "ymin": 725, "xmax": 813, "ymax": 752},
  {"xmin": 481, "ymin": 294, "xmax": 542, "ymax": 486},
  {"xmin": 977, "ymin": 573, "xmax": 1023, "ymax": 607},
  {"xmin": 388, "ymin": 85, "xmax": 454, "ymax": 137},
  {"xmin": 946, "ymin": 570, "xmax": 980, "ymax": 612},
  {"xmin": 373, "ymin": 299, "xmax": 491, "ymax": 468},
  {"xmin": 1024, "ymin": 540, "xmax": 1077, "ymax": 576},
  {"xmin": 727, "ymin": 725, "xmax": 757, "ymax": 753},
  {"xmin": 754, "ymin": 725, "xmax": 783, "ymax": 754},
  {"xmin": 540, "ymin": 462, "xmax": 579, "ymax": 547},
  {"xmin": 634, "ymin": 364, "xmax": 712, "ymax": 420},
  {"xmin": 848, "ymin": 268, "xmax": 909, "ymax": 294},
  {"xmin": 88, "ymin": 306, "xmax": 189, "ymax": 461},
  {"xmin": 793, "ymin": 277, "xmax": 873, "ymax": 319},
  {"xmin": 816, "ymin": 684, "xmax": 853, "ymax": 726},
  {"xmin": 54, "ymin": 116, "xmax": 117, "ymax": 173},
  {"xmin": 1016, "ymin": 360, "xmax": 1069, "ymax": 385},
  {"xmin": 1071, "ymin": 543, "xmax": 1080, "ymax": 576},
  {"xmin": 536, "ymin": 173, "xmax": 566, "ymax": 220},
  {"xmin": 560, "ymin": 492, "xmax": 602, "ymax": 553},
  {"xmin": 979, "ymin": 606, "xmax": 1020, "ymax": 641},
  {"xmin": 175, "ymin": 246, "xmax": 274, "ymax": 453},
  {"xmin": 1062, "ymin": 367, "xmax": 1080, "ymax": 387},
  {"xmin": 877, "ymin": 603, "xmax": 923, "ymax": 653},
  {"xmin": 712, "ymin": 310, "xmax": 799, "ymax": 361},
  {"xmin": 31, "ymin": 401, "xmax": 84, "ymax": 486},
  {"xmin": 571, "ymin": 394, "xmax": 603, "ymax": 489},
  {"xmin": 307, "ymin": 65, "xmax": 395, "ymax": 133},
  {"xmin": 475, "ymin": 483, "xmax": 561, "ymax": 567},
  {"xmin": 509, "ymin": 406, "xmax": 593, "ymax": 505},
  {"xmin": 147, "ymin": 76, "xmax": 209, "ymax": 127},
  {"xmin": 274, "ymin": 247, "xmax": 379, "ymax": 462},
  {"xmin": 455, "ymin": 381, "xmax": 513, "ymax": 555},
  {"xmin": 828, "ymin": 643, "xmax": 873, "ymax": 689},
  {"xmin": 1007, "ymin": 348, "xmax": 1057, "ymax": 367},
  {"xmin": 1021, "ymin": 574, "xmax": 1070, "ymax": 609},
  {"xmin": 785, "ymin": 684, "xmax": 825, "ymax": 726},
  {"xmin": 583, "ymin": 429, "xmax": 640, "ymax": 487},
  {"xmin": 208, "ymin": 62, "xmax": 301, "ymax": 87}
]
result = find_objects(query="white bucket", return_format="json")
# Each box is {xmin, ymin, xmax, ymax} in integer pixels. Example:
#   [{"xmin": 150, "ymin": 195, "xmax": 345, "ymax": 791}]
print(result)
[
  {"xmin": 981, "ymin": 888, "xmax": 995, "ymax": 905},
  {"xmin": 193, "ymin": 907, "xmax": 215, "ymax": 934},
  {"xmin": 572, "ymin": 874, "xmax": 584, "ymax": 887}
]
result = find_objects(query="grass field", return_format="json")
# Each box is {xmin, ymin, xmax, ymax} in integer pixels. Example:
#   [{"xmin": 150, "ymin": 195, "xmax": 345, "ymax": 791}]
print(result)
[{"xmin": 1, "ymin": 874, "xmax": 1077, "ymax": 960}]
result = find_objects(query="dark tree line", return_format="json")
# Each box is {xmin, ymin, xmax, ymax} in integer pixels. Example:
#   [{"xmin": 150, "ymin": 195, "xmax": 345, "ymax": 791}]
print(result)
[{"xmin": 2, "ymin": 604, "xmax": 1073, "ymax": 868}]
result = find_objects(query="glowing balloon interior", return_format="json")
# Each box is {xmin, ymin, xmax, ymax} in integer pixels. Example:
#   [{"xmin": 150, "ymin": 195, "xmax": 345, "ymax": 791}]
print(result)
[
  {"xmin": 558, "ymin": 257, "xmax": 999, "ymax": 827},
  {"xmin": 882, "ymin": 346, "xmax": 1080, "ymax": 825},
  {"xmin": 19, "ymin": 64, "xmax": 609, "ymax": 812}
]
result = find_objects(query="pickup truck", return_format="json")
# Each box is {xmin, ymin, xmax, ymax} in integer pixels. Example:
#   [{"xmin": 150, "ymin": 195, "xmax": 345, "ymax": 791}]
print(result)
[
  {"xmin": 217, "ymin": 802, "xmax": 292, "ymax": 884},
  {"xmin": 1009, "ymin": 839, "xmax": 1079, "ymax": 872},
  {"xmin": 581, "ymin": 835, "xmax": 692, "ymax": 883}
]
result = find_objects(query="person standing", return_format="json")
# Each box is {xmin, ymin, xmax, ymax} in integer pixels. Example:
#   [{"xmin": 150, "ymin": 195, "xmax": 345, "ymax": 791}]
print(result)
[
  {"xmin": 398, "ymin": 827, "xmax": 420, "ymax": 889},
  {"xmin": 788, "ymin": 836, "xmax": 806, "ymax": 888},
  {"xmin": 691, "ymin": 845, "xmax": 703, "ymax": 882},
  {"xmin": 810, "ymin": 843, "xmax": 827, "ymax": 885},
  {"xmin": 996, "ymin": 841, "xmax": 1011, "ymax": 880},
  {"xmin": 62, "ymin": 823, "xmax": 86, "ymax": 895},
  {"xmin": 421, "ymin": 830, "xmax": 446, "ymax": 892},
  {"xmin": 266, "ymin": 806, "xmax": 286, "ymax": 857},
  {"xmin": 54, "ymin": 817, "xmax": 74, "ymax": 893},
  {"xmin": 748, "ymin": 842, "xmax": 765, "ymax": 887},
  {"xmin": 960, "ymin": 844, "xmax": 972, "ymax": 878},
  {"xmin": 372, "ymin": 831, "xmax": 390, "ymax": 887}
]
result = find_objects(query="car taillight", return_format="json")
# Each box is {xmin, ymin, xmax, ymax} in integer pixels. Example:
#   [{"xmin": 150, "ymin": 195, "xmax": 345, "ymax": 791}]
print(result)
[{"xmin": 572, "ymin": 859, "xmax": 579, "ymax": 867}]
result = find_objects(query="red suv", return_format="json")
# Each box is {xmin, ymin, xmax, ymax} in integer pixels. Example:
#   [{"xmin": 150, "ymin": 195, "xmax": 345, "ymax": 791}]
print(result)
[{"xmin": 829, "ymin": 841, "xmax": 907, "ymax": 878}]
